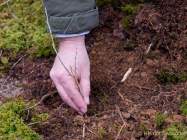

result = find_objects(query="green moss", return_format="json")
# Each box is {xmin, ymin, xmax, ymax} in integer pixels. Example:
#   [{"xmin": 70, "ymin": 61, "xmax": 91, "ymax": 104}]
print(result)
[
  {"xmin": 122, "ymin": 16, "xmax": 131, "ymax": 28},
  {"xmin": 121, "ymin": 4, "xmax": 138, "ymax": 15},
  {"xmin": 121, "ymin": 4, "xmax": 139, "ymax": 29},
  {"xmin": 0, "ymin": 100, "xmax": 40, "ymax": 140},
  {"xmin": 96, "ymin": 0, "xmax": 115, "ymax": 7},
  {"xmin": 166, "ymin": 123, "xmax": 187, "ymax": 140},
  {"xmin": 155, "ymin": 112, "xmax": 167, "ymax": 128},
  {"xmin": 0, "ymin": 0, "xmax": 54, "ymax": 58},
  {"xmin": 0, "ymin": 57, "xmax": 9, "ymax": 66},
  {"xmin": 178, "ymin": 72, "xmax": 187, "ymax": 82},
  {"xmin": 97, "ymin": 127, "xmax": 107, "ymax": 140},
  {"xmin": 156, "ymin": 70, "xmax": 187, "ymax": 84},
  {"xmin": 93, "ymin": 90, "xmax": 110, "ymax": 105},
  {"xmin": 0, "ymin": 19, "xmax": 27, "ymax": 54},
  {"xmin": 31, "ymin": 113, "xmax": 49, "ymax": 123},
  {"xmin": 180, "ymin": 100, "xmax": 187, "ymax": 116}
]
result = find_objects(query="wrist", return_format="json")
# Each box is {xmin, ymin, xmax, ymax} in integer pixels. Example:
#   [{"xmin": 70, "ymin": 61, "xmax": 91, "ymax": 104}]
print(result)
[{"xmin": 58, "ymin": 36, "xmax": 85, "ymax": 48}]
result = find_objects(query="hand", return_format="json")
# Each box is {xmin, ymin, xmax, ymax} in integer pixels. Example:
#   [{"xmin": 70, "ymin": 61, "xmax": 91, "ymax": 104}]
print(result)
[{"xmin": 50, "ymin": 36, "xmax": 90, "ymax": 114}]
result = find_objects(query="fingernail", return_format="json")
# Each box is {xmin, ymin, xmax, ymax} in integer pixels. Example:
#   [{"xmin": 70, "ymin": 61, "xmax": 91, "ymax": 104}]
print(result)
[
  {"xmin": 85, "ymin": 97, "xmax": 90, "ymax": 105},
  {"xmin": 80, "ymin": 107, "xmax": 87, "ymax": 113}
]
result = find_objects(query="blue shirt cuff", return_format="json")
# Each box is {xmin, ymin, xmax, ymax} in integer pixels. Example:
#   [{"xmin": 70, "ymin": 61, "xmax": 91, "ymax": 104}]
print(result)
[{"xmin": 54, "ymin": 31, "xmax": 90, "ymax": 38}]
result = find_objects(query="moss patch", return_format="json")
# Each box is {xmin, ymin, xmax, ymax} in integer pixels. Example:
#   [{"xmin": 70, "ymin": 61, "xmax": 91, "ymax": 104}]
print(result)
[
  {"xmin": 96, "ymin": 0, "xmax": 116, "ymax": 7},
  {"xmin": 166, "ymin": 123, "xmax": 187, "ymax": 140},
  {"xmin": 121, "ymin": 4, "xmax": 138, "ymax": 15},
  {"xmin": 0, "ymin": 100, "xmax": 40, "ymax": 140},
  {"xmin": 0, "ymin": 0, "xmax": 54, "ymax": 58},
  {"xmin": 121, "ymin": 3, "xmax": 139, "ymax": 29},
  {"xmin": 180, "ymin": 100, "xmax": 187, "ymax": 116},
  {"xmin": 156, "ymin": 70, "xmax": 187, "ymax": 84},
  {"xmin": 0, "ymin": 99, "xmax": 48, "ymax": 140}
]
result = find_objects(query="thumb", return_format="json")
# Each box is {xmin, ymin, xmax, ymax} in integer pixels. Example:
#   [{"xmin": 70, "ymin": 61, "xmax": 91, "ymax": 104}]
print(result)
[{"xmin": 80, "ymin": 77, "xmax": 90, "ymax": 105}]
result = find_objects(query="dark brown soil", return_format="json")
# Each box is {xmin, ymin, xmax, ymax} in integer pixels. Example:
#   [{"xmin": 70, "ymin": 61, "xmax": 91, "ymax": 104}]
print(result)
[{"xmin": 3, "ymin": 0, "xmax": 187, "ymax": 139}]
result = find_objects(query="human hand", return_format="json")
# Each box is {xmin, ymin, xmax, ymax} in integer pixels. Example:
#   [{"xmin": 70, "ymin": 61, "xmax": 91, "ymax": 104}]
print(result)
[{"xmin": 50, "ymin": 36, "xmax": 90, "ymax": 114}]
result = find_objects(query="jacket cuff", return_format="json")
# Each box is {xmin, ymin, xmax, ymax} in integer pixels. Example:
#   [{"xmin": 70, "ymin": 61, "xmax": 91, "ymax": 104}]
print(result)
[
  {"xmin": 54, "ymin": 31, "xmax": 89, "ymax": 38},
  {"xmin": 48, "ymin": 8, "xmax": 99, "ymax": 34}
]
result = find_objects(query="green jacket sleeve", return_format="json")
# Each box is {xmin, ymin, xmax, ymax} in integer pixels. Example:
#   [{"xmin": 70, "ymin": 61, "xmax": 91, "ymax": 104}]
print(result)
[{"xmin": 44, "ymin": 0, "xmax": 99, "ymax": 34}]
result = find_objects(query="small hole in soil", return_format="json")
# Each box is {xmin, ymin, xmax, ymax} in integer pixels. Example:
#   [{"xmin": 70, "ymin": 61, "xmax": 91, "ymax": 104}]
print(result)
[
  {"xmin": 87, "ymin": 80, "xmax": 115, "ymax": 116},
  {"xmin": 43, "ymin": 94, "xmax": 62, "ymax": 108}
]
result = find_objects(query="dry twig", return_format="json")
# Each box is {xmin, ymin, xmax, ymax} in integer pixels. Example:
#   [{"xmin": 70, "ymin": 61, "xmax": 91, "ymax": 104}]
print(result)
[
  {"xmin": 82, "ymin": 123, "xmax": 86, "ymax": 139},
  {"xmin": 85, "ymin": 126, "xmax": 97, "ymax": 136},
  {"xmin": 3, "ymin": 54, "xmax": 27, "ymax": 84},
  {"xmin": 28, "ymin": 121, "xmax": 41, "ymax": 126},
  {"xmin": 128, "ymin": 84, "xmax": 158, "ymax": 92},
  {"xmin": 121, "ymin": 68, "xmax": 132, "ymax": 83},
  {"xmin": 115, "ymin": 105, "xmax": 125, "ymax": 123},
  {"xmin": 146, "ymin": 43, "xmax": 153, "ymax": 54},
  {"xmin": 115, "ymin": 105, "xmax": 128, "ymax": 140},
  {"xmin": 11, "ymin": 54, "xmax": 27, "ymax": 70},
  {"xmin": 117, "ymin": 89, "xmax": 125, "ymax": 101},
  {"xmin": 0, "ymin": 0, "xmax": 11, "ymax": 7},
  {"xmin": 24, "ymin": 91, "xmax": 57, "ymax": 111},
  {"xmin": 115, "ymin": 123, "xmax": 126, "ymax": 140}
]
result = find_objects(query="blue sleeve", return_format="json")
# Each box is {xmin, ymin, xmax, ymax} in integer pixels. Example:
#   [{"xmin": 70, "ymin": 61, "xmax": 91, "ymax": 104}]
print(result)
[{"xmin": 54, "ymin": 31, "xmax": 90, "ymax": 38}]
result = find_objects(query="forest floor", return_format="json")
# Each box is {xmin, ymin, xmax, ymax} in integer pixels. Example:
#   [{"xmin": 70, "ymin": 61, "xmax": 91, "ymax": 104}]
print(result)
[{"xmin": 0, "ymin": 0, "xmax": 187, "ymax": 139}]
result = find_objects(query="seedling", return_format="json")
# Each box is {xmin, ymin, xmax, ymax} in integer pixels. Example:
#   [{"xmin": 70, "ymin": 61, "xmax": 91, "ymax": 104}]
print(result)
[
  {"xmin": 155, "ymin": 112, "xmax": 167, "ymax": 128},
  {"xmin": 97, "ymin": 127, "xmax": 107, "ymax": 139}
]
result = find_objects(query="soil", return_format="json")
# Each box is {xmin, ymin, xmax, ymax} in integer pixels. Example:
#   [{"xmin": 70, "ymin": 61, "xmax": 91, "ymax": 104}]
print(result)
[
  {"xmin": 1, "ymin": 0, "xmax": 187, "ymax": 139},
  {"xmin": 0, "ymin": 77, "xmax": 23, "ymax": 99}
]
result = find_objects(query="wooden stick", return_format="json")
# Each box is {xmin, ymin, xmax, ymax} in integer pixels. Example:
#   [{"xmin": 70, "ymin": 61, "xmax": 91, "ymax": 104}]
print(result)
[
  {"xmin": 0, "ymin": 0, "xmax": 11, "ymax": 7},
  {"xmin": 115, "ymin": 123, "xmax": 126, "ymax": 140},
  {"xmin": 82, "ymin": 123, "xmax": 86, "ymax": 139},
  {"xmin": 146, "ymin": 43, "xmax": 153, "ymax": 54},
  {"xmin": 121, "ymin": 68, "xmax": 132, "ymax": 83},
  {"xmin": 24, "ymin": 91, "xmax": 57, "ymax": 111}
]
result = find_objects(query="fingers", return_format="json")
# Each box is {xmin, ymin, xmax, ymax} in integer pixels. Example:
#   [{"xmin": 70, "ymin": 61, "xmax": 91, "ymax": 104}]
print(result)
[
  {"xmin": 80, "ymin": 78, "xmax": 90, "ymax": 105},
  {"xmin": 55, "ymin": 84, "xmax": 80, "ymax": 113},
  {"xmin": 79, "ymin": 65, "xmax": 91, "ymax": 105},
  {"xmin": 50, "ymin": 71, "xmax": 86, "ymax": 114},
  {"xmin": 61, "ymin": 76, "xmax": 87, "ymax": 113}
]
